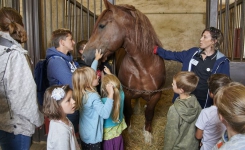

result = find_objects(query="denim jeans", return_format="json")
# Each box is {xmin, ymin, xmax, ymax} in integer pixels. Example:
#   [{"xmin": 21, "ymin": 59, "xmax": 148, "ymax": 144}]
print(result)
[{"xmin": 0, "ymin": 130, "xmax": 31, "ymax": 150}]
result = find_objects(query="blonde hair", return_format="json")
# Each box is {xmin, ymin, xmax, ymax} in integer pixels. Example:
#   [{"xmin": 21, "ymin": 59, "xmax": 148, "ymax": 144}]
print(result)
[
  {"xmin": 42, "ymin": 85, "xmax": 72, "ymax": 120},
  {"xmin": 173, "ymin": 71, "xmax": 199, "ymax": 94},
  {"xmin": 101, "ymin": 74, "xmax": 121, "ymax": 122},
  {"xmin": 0, "ymin": 7, "xmax": 27, "ymax": 43},
  {"xmin": 72, "ymin": 67, "xmax": 97, "ymax": 110},
  {"xmin": 215, "ymin": 82, "xmax": 245, "ymax": 134}
]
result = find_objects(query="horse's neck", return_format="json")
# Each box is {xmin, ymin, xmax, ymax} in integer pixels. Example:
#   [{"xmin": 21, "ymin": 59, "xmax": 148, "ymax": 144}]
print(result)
[
  {"xmin": 123, "ymin": 47, "xmax": 153, "ymax": 68},
  {"xmin": 124, "ymin": 42, "xmax": 151, "ymax": 62}
]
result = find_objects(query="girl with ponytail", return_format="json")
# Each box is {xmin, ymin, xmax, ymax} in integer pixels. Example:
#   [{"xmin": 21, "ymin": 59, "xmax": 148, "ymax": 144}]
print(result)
[
  {"xmin": 100, "ymin": 73, "xmax": 127, "ymax": 150},
  {"xmin": 0, "ymin": 7, "xmax": 27, "ymax": 43},
  {"xmin": 0, "ymin": 7, "xmax": 43, "ymax": 150}
]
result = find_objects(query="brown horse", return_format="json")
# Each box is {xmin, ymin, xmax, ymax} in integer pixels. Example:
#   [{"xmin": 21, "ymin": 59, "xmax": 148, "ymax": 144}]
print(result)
[{"xmin": 83, "ymin": 0, "xmax": 166, "ymax": 143}]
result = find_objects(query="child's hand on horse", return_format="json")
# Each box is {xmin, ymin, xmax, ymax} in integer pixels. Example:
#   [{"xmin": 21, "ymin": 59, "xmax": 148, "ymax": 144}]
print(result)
[
  {"xmin": 104, "ymin": 66, "xmax": 112, "ymax": 75},
  {"xmin": 95, "ymin": 49, "xmax": 103, "ymax": 60}
]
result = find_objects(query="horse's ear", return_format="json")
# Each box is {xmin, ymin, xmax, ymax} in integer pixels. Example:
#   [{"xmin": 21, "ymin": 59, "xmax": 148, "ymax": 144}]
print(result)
[
  {"xmin": 104, "ymin": 0, "xmax": 115, "ymax": 11},
  {"xmin": 104, "ymin": 0, "xmax": 110, "ymax": 9}
]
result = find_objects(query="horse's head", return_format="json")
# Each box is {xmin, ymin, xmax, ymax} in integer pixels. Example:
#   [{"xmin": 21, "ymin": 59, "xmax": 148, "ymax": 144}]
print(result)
[{"xmin": 83, "ymin": 0, "xmax": 136, "ymax": 65}]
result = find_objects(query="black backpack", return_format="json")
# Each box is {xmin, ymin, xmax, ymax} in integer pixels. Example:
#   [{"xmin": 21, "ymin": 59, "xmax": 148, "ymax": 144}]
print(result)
[{"xmin": 34, "ymin": 56, "xmax": 62, "ymax": 105}]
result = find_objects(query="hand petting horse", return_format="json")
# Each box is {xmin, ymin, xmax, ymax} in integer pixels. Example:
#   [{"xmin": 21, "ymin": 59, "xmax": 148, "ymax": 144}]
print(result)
[{"xmin": 83, "ymin": 0, "xmax": 166, "ymax": 144}]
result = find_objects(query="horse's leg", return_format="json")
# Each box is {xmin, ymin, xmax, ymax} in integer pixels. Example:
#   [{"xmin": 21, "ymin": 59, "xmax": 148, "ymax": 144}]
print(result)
[
  {"xmin": 133, "ymin": 98, "xmax": 141, "ymax": 114},
  {"xmin": 124, "ymin": 94, "xmax": 133, "ymax": 128},
  {"xmin": 143, "ymin": 92, "xmax": 162, "ymax": 144}
]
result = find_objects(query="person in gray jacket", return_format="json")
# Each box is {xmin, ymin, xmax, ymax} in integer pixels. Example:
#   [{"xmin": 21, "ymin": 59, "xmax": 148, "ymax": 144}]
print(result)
[
  {"xmin": 164, "ymin": 71, "xmax": 202, "ymax": 150},
  {"xmin": 0, "ymin": 7, "xmax": 44, "ymax": 150}
]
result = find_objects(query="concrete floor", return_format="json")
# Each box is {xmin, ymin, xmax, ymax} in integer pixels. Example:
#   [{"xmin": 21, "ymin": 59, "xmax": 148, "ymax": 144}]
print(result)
[{"xmin": 30, "ymin": 142, "xmax": 47, "ymax": 150}]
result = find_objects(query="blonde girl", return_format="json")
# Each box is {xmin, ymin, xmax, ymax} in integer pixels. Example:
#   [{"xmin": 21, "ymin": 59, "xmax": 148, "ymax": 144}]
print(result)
[
  {"xmin": 72, "ymin": 67, "xmax": 114, "ymax": 150},
  {"xmin": 100, "ymin": 74, "xmax": 127, "ymax": 150},
  {"xmin": 43, "ymin": 85, "xmax": 80, "ymax": 150},
  {"xmin": 212, "ymin": 82, "xmax": 245, "ymax": 150}
]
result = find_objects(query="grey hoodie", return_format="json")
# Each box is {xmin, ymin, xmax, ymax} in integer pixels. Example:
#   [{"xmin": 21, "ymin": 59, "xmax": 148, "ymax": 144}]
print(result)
[
  {"xmin": 164, "ymin": 94, "xmax": 202, "ymax": 150},
  {"xmin": 0, "ymin": 31, "xmax": 43, "ymax": 136}
]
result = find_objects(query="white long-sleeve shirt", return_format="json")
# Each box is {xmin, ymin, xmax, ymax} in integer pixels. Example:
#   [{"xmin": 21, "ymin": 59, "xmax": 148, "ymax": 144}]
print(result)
[{"xmin": 47, "ymin": 119, "xmax": 80, "ymax": 150}]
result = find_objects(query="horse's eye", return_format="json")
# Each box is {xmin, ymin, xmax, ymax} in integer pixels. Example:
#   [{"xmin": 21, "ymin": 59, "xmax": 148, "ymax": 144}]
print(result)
[{"xmin": 99, "ymin": 24, "xmax": 105, "ymax": 29}]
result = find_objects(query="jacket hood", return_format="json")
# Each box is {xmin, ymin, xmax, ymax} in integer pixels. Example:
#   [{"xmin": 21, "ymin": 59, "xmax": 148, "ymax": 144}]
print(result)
[
  {"xmin": 0, "ymin": 31, "xmax": 27, "ymax": 54},
  {"xmin": 174, "ymin": 95, "xmax": 201, "ymax": 123},
  {"xmin": 196, "ymin": 48, "xmax": 226, "ymax": 60},
  {"xmin": 216, "ymin": 50, "xmax": 225, "ymax": 59},
  {"xmin": 45, "ymin": 47, "xmax": 73, "ymax": 62}
]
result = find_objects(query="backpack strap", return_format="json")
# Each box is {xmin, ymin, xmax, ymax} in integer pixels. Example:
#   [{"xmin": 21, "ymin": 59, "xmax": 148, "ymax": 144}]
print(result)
[
  {"xmin": 47, "ymin": 55, "xmax": 64, "ymax": 63},
  {"xmin": 46, "ymin": 56, "xmax": 66, "ymax": 85},
  {"xmin": 46, "ymin": 56, "xmax": 66, "ymax": 69}
]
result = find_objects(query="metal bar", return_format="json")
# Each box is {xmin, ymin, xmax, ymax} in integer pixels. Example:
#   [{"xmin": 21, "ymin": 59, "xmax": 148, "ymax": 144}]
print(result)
[
  {"xmin": 144, "ymin": 12, "xmax": 205, "ymax": 15},
  {"xmin": 56, "ymin": 0, "xmax": 58, "ymax": 29},
  {"xmin": 50, "ymin": 0, "xmax": 52, "ymax": 33},
  {"xmin": 100, "ymin": 0, "xmax": 102, "ymax": 13},
  {"xmin": 87, "ymin": 0, "xmax": 90, "ymax": 39},
  {"xmin": 74, "ymin": 0, "xmax": 77, "ymax": 41},
  {"xmin": 81, "ymin": 0, "xmax": 83, "ymax": 39},
  {"xmin": 72, "ymin": 2, "xmax": 74, "ymax": 34},
  {"xmin": 72, "ymin": 2, "xmax": 74, "ymax": 32},
  {"xmin": 240, "ymin": 0, "xmax": 245, "ymax": 60},
  {"xmin": 68, "ymin": 0, "xmax": 97, "ymax": 17},
  {"xmin": 44, "ymin": 0, "xmax": 47, "ymax": 51},
  {"xmin": 3, "ymin": 0, "xmax": 5, "ymax": 7},
  {"xmin": 94, "ymin": 0, "xmax": 96, "ymax": 25},
  {"xmin": 22, "ymin": 0, "xmax": 26, "ymax": 48},
  {"xmin": 33, "ymin": 0, "xmax": 41, "ymax": 63},
  {"xmin": 219, "ymin": 0, "xmax": 222, "ymax": 30},
  {"xmin": 62, "ymin": 0, "xmax": 65, "ymax": 28},
  {"xmin": 68, "ymin": 0, "xmax": 71, "ymax": 29},
  {"xmin": 218, "ymin": 0, "xmax": 243, "ymax": 13},
  {"xmin": 210, "ymin": 0, "xmax": 218, "ymax": 27},
  {"xmin": 206, "ymin": 0, "xmax": 210, "ymax": 28},
  {"xmin": 23, "ymin": 0, "xmax": 34, "ymax": 70},
  {"xmin": 12, "ymin": 0, "xmax": 19, "ymax": 12},
  {"xmin": 74, "ymin": 0, "xmax": 77, "ymax": 58},
  {"xmin": 224, "ymin": 0, "xmax": 230, "ymax": 56},
  {"xmin": 232, "ymin": 0, "xmax": 238, "ymax": 60}
]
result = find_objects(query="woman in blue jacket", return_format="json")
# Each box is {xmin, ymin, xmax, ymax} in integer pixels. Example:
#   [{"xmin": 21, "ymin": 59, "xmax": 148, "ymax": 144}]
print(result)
[
  {"xmin": 46, "ymin": 29, "xmax": 80, "ymax": 133},
  {"xmin": 154, "ymin": 27, "xmax": 230, "ymax": 108}
]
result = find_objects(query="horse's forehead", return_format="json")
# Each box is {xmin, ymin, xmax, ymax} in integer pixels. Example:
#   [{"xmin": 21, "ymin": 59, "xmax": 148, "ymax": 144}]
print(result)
[{"xmin": 102, "ymin": 8, "xmax": 129, "ymax": 21}]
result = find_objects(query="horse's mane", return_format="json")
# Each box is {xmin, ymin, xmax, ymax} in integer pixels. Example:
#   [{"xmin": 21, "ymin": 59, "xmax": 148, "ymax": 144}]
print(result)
[
  {"xmin": 117, "ymin": 4, "xmax": 163, "ymax": 54},
  {"xmin": 93, "ymin": 4, "xmax": 162, "ymax": 54}
]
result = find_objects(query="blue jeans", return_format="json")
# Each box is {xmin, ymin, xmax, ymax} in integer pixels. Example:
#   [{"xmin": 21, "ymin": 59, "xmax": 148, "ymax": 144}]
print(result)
[{"xmin": 0, "ymin": 130, "xmax": 31, "ymax": 150}]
